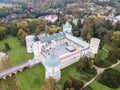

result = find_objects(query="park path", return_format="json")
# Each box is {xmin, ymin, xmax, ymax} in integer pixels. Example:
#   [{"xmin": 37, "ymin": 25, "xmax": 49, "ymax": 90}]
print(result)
[{"xmin": 81, "ymin": 60, "xmax": 120, "ymax": 90}]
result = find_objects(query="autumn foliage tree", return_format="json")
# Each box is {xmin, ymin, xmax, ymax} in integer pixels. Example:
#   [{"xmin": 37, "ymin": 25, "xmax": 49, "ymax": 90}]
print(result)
[
  {"xmin": 47, "ymin": 25, "xmax": 62, "ymax": 34},
  {"xmin": 111, "ymin": 31, "xmax": 120, "ymax": 47},
  {"xmin": 17, "ymin": 29, "xmax": 27, "ymax": 45},
  {"xmin": 41, "ymin": 77, "xmax": 61, "ymax": 90},
  {"xmin": 64, "ymin": 77, "xmax": 84, "ymax": 90}
]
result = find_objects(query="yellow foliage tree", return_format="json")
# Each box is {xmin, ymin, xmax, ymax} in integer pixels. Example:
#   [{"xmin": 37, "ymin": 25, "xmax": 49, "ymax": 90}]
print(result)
[{"xmin": 41, "ymin": 77, "xmax": 61, "ymax": 90}]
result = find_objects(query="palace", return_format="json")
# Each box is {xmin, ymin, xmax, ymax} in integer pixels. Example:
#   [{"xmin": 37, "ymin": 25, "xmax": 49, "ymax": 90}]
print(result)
[{"xmin": 26, "ymin": 22, "xmax": 100, "ymax": 80}]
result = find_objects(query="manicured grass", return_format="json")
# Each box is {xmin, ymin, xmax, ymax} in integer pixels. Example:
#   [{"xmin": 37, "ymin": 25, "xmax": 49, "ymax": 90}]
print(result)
[
  {"xmin": 0, "ymin": 36, "xmax": 45, "ymax": 90},
  {"xmin": 90, "ymin": 80, "xmax": 120, "ymax": 90},
  {"xmin": 0, "ymin": 36, "xmax": 34, "ymax": 66},
  {"xmin": 90, "ymin": 80, "xmax": 113, "ymax": 90},
  {"xmin": 103, "ymin": 44, "xmax": 114, "ymax": 51},
  {"xmin": 59, "ymin": 62, "xmax": 81, "ymax": 87},
  {"xmin": 99, "ymin": 50, "xmax": 108, "ymax": 60},
  {"xmin": 114, "ymin": 65, "xmax": 120, "ymax": 72},
  {"xmin": 17, "ymin": 64, "xmax": 45, "ymax": 90}
]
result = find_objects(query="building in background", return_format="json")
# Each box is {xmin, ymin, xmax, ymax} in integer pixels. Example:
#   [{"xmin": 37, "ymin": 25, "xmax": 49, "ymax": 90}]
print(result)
[{"xmin": 45, "ymin": 15, "xmax": 58, "ymax": 23}]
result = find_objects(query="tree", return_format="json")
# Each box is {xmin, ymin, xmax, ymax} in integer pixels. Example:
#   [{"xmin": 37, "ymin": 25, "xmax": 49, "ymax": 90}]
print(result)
[
  {"xmin": 35, "ymin": 26, "xmax": 41, "ymax": 35},
  {"xmin": 99, "ymin": 68, "xmax": 120, "ymax": 89},
  {"xmin": 4, "ymin": 43, "xmax": 11, "ymax": 50},
  {"xmin": 0, "ymin": 27, "xmax": 7, "ymax": 40},
  {"xmin": 28, "ymin": 20, "xmax": 38, "ymax": 33},
  {"xmin": 106, "ymin": 50, "xmax": 118, "ymax": 64},
  {"xmin": 47, "ymin": 25, "xmax": 62, "ymax": 34},
  {"xmin": 103, "ymin": 20, "xmax": 112, "ymax": 30},
  {"xmin": 17, "ymin": 20, "xmax": 28, "ymax": 29},
  {"xmin": 64, "ymin": 77, "xmax": 84, "ymax": 90},
  {"xmin": 41, "ymin": 77, "xmax": 61, "ymax": 90},
  {"xmin": 17, "ymin": 29, "xmax": 24, "ymax": 40},
  {"xmin": 17, "ymin": 29, "xmax": 28, "ymax": 45},
  {"xmin": 86, "ymin": 33, "xmax": 91, "ymax": 42},
  {"xmin": 114, "ymin": 48, "xmax": 120, "ymax": 60},
  {"xmin": 72, "ymin": 26, "xmax": 80, "ymax": 37},
  {"xmin": 77, "ymin": 57, "xmax": 97, "ymax": 75},
  {"xmin": 81, "ymin": 24, "xmax": 88, "ymax": 39},
  {"xmin": 103, "ymin": 30, "xmax": 113, "ymax": 43},
  {"xmin": 19, "ymin": 32, "xmax": 27, "ymax": 45},
  {"xmin": 113, "ymin": 21, "xmax": 120, "ymax": 31},
  {"xmin": 96, "ymin": 26, "xmax": 107, "ymax": 39},
  {"xmin": 77, "ymin": 18, "xmax": 82, "ymax": 29},
  {"xmin": 9, "ymin": 22, "xmax": 18, "ymax": 37},
  {"xmin": 38, "ymin": 18, "xmax": 46, "ymax": 31},
  {"xmin": 94, "ymin": 53, "xmax": 101, "ymax": 63},
  {"xmin": 95, "ymin": 60, "xmax": 110, "ymax": 68},
  {"xmin": 111, "ymin": 31, "xmax": 120, "ymax": 47}
]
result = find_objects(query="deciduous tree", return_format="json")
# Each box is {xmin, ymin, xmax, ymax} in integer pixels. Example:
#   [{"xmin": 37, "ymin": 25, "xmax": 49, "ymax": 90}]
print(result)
[{"xmin": 41, "ymin": 77, "xmax": 61, "ymax": 90}]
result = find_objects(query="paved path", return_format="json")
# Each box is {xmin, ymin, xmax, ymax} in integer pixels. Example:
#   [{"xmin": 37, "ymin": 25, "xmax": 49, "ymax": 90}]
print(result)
[{"xmin": 81, "ymin": 60, "xmax": 120, "ymax": 90}]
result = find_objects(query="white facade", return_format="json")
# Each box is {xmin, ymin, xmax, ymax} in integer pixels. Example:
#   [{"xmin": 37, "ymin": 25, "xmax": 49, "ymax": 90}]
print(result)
[
  {"xmin": 45, "ymin": 15, "xmax": 58, "ymax": 23},
  {"xmin": 26, "ymin": 35, "xmax": 34, "ymax": 53},
  {"xmin": 90, "ymin": 38, "xmax": 100, "ymax": 54},
  {"xmin": 32, "ymin": 41, "xmax": 42, "ymax": 62},
  {"xmin": 45, "ymin": 65, "xmax": 61, "ymax": 81}
]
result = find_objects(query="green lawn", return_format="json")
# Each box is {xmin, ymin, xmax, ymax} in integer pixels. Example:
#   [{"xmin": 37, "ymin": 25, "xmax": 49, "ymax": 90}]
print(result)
[
  {"xmin": 17, "ymin": 64, "xmax": 45, "ymax": 90},
  {"xmin": 59, "ymin": 62, "xmax": 95, "ymax": 88},
  {"xmin": 90, "ymin": 80, "xmax": 120, "ymax": 90},
  {"xmin": 103, "ymin": 44, "xmax": 114, "ymax": 51},
  {"xmin": 0, "ymin": 36, "xmax": 34, "ymax": 66},
  {"xmin": 90, "ymin": 80, "xmax": 113, "ymax": 90},
  {"xmin": 59, "ymin": 62, "xmax": 81, "ymax": 87},
  {"xmin": 114, "ymin": 64, "xmax": 120, "ymax": 72},
  {"xmin": 99, "ymin": 49, "xmax": 108, "ymax": 60},
  {"xmin": 0, "ymin": 36, "xmax": 45, "ymax": 90}
]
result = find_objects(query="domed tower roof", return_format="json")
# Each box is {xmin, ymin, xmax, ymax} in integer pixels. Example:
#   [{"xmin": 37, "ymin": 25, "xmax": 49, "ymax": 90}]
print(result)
[
  {"xmin": 45, "ymin": 54, "xmax": 60, "ymax": 67},
  {"xmin": 64, "ymin": 22, "xmax": 72, "ymax": 28}
]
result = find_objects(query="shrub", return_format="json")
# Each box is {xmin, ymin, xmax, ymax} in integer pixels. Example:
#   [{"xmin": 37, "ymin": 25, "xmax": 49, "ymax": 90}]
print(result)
[
  {"xmin": 77, "ymin": 57, "xmax": 97, "ymax": 75},
  {"xmin": 106, "ymin": 50, "xmax": 118, "ymax": 64},
  {"xmin": 99, "ymin": 68, "xmax": 120, "ymax": 89},
  {"xmin": 64, "ymin": 77, "xmax": 84, "ymax": 90},
  {"xmin": 94, "ymin": 60, "xmax": 111, "ymax": 68},
  {"xmin": 2, "ymin": 43, "xmax": 11, "ymax": 52},
  {"xmin": 72, "ymin": 30, "xmax": 80, "ymax": 37}
]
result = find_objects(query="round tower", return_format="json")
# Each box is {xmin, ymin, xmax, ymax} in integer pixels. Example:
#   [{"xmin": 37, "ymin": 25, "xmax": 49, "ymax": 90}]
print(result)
[
  {"xmin": 45, "ymin": 54, "xmax": 61, "ymax": 81},
  {"xmin": 26, "ymin": 35, "xmax": 34, "ymax": 53},
  {"xmin": 90, "ymin": 38, "xmax": 100, "ymax": 54}
]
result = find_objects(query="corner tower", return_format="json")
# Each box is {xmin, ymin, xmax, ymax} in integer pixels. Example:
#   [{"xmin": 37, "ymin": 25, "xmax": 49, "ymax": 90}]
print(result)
[
  {"xmin": 26, "ymin": 35, "xmax": 34, "ymax": 53},
  {"xmin": 90, "ymin": 38, "xmax": 100, "ymax": 54},
  {"xmin": 45, "ymin": 54, "xmax": 61, "ymax": 81}
]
